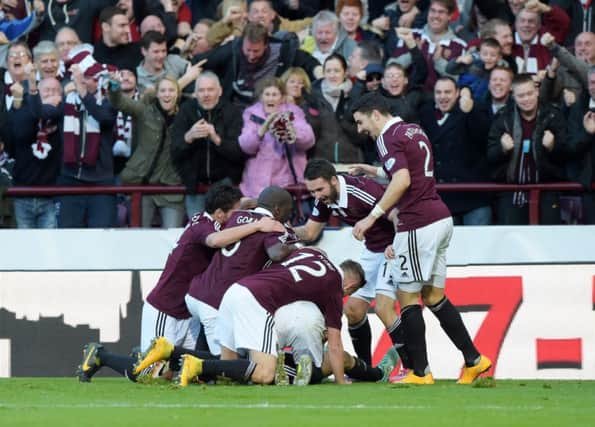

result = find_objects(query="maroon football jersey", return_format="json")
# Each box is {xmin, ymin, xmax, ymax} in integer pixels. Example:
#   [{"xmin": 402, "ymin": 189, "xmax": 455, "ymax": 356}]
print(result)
[
  {"xmin": 376, "ymin": 117, "xmax": 450, "ymax": 231},
  {"xmin": 146, "ymin": 212, "xmax": 219, "ymax": 319},
  {"xmin": 309, "ymin": 174, "xmax": 394, "ymax": 252},
  {"xmin": 240, "ymin": 248, "xmax": 344, "ymax": 330},
  {"xmin": 188, "ymin": 208, "xmax": 296, "ymax": 309}
]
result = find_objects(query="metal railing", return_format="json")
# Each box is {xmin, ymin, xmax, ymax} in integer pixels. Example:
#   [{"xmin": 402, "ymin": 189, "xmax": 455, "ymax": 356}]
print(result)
[{"xmin": 5, "ymin": 182, "xmax": 592, "ymax": 226}]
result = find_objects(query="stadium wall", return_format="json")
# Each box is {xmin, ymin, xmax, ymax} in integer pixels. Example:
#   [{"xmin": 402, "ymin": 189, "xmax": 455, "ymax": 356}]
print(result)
[{"xmin": 0, "ymin": 226, "xmax": 594, "ymax": 379}]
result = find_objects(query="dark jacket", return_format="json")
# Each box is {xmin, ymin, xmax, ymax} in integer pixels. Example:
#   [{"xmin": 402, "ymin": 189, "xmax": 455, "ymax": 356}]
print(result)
[
  {"xmin": 193, "ymin": 35, "xmax": 320, "ymax": 104},
  {"xmin": 487, "ymin": 103, "xmax": 568, "ymax": 183},
  {"xmin": 308, "ymin": 81, "xmax": 366, "ymax": 164},
  {"xmin": 93, "ymin": 40, "xmax": 143, "ymax": 73},
  {"xmin": 419, "ymin": 101, "xmax": 492, "ymax": 214},
  {"xmin": 170, "ymin": 98, "xmax": 246, "ymax": 192},
  {"xmin": 5, "ymin": 94, "xmax": 61, "ymax": 186},
  {"xmin": 566, "ymin": 93, "xmax": 595, "ymax": 187}
]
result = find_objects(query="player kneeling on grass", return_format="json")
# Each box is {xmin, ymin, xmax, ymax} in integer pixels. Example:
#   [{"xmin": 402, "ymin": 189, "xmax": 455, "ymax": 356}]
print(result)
[
  {"xmin": 176, "ymin": 247, "xmax": 365, "ymax": 386},
  {"xmin": 274, "ymin": 300, "xmax": 400, "ymax": 386}
]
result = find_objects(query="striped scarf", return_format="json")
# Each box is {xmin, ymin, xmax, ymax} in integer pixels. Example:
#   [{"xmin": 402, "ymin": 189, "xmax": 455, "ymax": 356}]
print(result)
[
  {"xmin": 113, "ymin": 91, "xmax": 138, "ymax": 158},
  {"xmin": 62, "ymin": 91, "xmax": 102, "ymax": 166}
]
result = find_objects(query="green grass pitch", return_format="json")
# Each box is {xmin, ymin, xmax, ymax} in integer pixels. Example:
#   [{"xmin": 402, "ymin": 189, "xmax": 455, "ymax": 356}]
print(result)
[{"xmin": 1, "ymin": 378, "xmax": 595, "ymax": 426}]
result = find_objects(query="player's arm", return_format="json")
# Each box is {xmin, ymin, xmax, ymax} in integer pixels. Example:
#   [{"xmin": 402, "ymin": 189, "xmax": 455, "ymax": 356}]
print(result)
[
  {"xmin": 352, "ymin": 168, "xmax": 410, "ymax": 241},
  {"xmin": 326, "ymin": 327, "xmax": 348, "ymax": 384},
  {"xmin": 266, "ymin": 241, "xmax": 298, "ymax": 262},
  {"xmin": 205, "ymin": 217, "xmax": 285, "ymax": 248},
  {"xmin": 294, "ymin": 219, "xmax": 325, "ymax": 242}
]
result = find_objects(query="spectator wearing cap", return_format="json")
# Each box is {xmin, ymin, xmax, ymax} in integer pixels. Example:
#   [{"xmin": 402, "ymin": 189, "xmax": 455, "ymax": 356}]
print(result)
[{"xmin": 56, "ymin": 44, "xmax": 118, "ymax": 228}]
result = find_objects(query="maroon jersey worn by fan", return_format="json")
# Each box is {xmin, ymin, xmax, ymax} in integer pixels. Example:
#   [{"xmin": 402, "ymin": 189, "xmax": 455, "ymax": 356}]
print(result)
[
  {"xmin": 376, "ymin": 117, "xmax": 450, "ymax": 231},
  {"xmin": 147, "ymin": 212, "xmax": 218, "ymax": 319},
  {"xmin": 241, "ymin": 247, "xmax": 344, "ymax": 329},
  {"xmin": 188, "ymin": 208, "xmax": 298, "ymax": 309}
]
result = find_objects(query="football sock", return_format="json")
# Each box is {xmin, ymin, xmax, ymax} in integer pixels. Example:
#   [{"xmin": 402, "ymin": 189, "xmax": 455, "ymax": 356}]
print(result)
[
  {"xmin": 194, "ymin": 328, "xmax": 210, "ymax": 352},
  {"xmin": 427, "ymin": 296, "xmax": 480, "ymax": 367},
  {"xmin": 387, "ymin": 317, "xmax": 412, "ymax": 369},
  {"xmin": 97, "ymin": 349, "xmax": 136, "ymax": 380},
  {"xmin": 310, "ymin": 366, "xmax": 324, "ymax": 384},
  {"xmin": 400, "ymin": 304, "xmax": 429, "ymax": 377},
  {"xmin": 202, "ymin": 359, "xmax": 255, "ymax": 383},
  {"xmin": 345, "ymin": 357, "xmax": 382, "ymax": 382},
  {"xmin": 169, "ymin": 346, "xmax": 218, "ymax": 371},
  {"xmin": 348, "ymin": 315, "xmax": 372, "ymax": 365}
]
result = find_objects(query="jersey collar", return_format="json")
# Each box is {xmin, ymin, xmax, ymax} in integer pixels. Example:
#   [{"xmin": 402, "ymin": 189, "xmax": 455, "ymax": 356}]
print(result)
[
  {"xmin": 379, "ymin": 116, "xmax": 403, "ymax": 139},
  {"xmin": 253, "ymin": 206, "xmax": 274, "ymax": 217}
]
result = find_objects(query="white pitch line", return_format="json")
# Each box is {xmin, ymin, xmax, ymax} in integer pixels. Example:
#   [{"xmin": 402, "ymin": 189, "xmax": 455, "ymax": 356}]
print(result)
[{"xmin": 0, "ymin": 403, "xmax": 545, "ymax": 411}]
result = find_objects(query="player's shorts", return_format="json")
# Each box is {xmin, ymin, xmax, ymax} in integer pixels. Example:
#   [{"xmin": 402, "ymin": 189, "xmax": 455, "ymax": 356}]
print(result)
[
  {"xmin": 216, "ymin": 284, "xmax": 277, "ymax": 356},
  {"xmin": 274, "ymin": 301, "xmax": 325, "ymax": 368},
  {"xmin": 351, "ymin": 247, "xmax": 397, "ymax": 302},
  {"xmin": 390, "ymin": 216, "xmax": 453, "ymax": 293},
  {"xmin": 140, "ymin": 301, "xmax": 199, "ymax": 351},
  {"xmin": 184, "ymin": 294, "xmax": 221, "ymax": 356}
]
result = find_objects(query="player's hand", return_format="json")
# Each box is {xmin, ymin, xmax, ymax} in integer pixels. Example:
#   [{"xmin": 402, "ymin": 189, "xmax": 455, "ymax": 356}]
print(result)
[
  {"xmin": 542, "ymin": 129, "xmax": 555, "ymax": 151},
  {"xmin": 384, "ymin": 244, "xmax": 395, "ymax": 260},
  {"xmin": 239, "ymin": 197, "xmax": 257, "ymax": 209},
  {"xmin": 352, "ymin": 215, "xmax": 375, "ymax": 241},
  {"xmin": 347, "ymin": 163, "xmax": 379, "ymax": 177},
  {"xmin": 256, "ymin": 217, "xmax": 286, "ymax": 233},
  {"xmin": 500, "ymin": 133, "xmax": 514, "ymax": 152}
]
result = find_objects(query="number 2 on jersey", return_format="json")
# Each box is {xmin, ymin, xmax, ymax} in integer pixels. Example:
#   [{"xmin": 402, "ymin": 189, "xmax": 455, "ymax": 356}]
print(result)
[
  {"xmin": 418, "ymin": 140, "xmax": 434, "ymax": 178},
  {"xmin": 281, "ymin": 252, "xmax": 328, "ymax": 282}
]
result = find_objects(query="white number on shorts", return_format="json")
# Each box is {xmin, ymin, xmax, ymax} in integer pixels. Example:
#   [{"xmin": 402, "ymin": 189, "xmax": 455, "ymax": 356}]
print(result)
[
  {"xmin": 418, "ymin": 140, "xmax": 434, "ymax": 177},
  {"xmin": 221, "ymin": 241, "xmax": 241, "ymax": 257},
  {"xmin": 281, "ymin": 252, "xmax": 328, "ymax": 282}
]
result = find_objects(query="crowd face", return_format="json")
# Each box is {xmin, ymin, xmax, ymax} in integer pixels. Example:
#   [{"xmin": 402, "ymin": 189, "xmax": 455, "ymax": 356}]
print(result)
[
  {"xmin": 348, "ymin": 47, "xmax": 365, "ymax": 77},
  {"xmin": 7, "ymin": 45, "xmax": 31, "ymax": 79},
  {"xmin": 248, "ymin": 0, "xmax": 276, "ymax": 32},
  {"xmin": 398, "ymin": 0, "xmax": 418, "ymax": 14},
  {"xmin": 285, "ymin": 74, "xmax": 305, "ymax": 100},
  {"xmin": 305, "ymin": 176, "xmax": 339, "ymax": 205},
  {"xmin": 260, "ymin": 85, "xmax": 283, "ymax": 115},
  {"xmin": 494, "ymin": 24, "xmax": 514, "ymax": 56},
  {"xmin": 37, "ymin": 53, "xmax": 59, "ymax": 79},
  {"xmin": 515, "ymin": 10, "xmax": 540, "ymax": 43},
  {"xmin": 427, "ymin": 2, "xmax": 451, "ymax": 34},
  {"xmin": 119, "ymin": 69, "xmax": 137, "ymax": 93},
  {"xmin": 157, "ymin": 79, "xmax": 179, "ymax": 113},
  {"xmin": 195, "ymin": 76, "xmax": 222, "ymax": 110},
  {"xmin": 140, "ymin": 15, "xmax": 166, "ymax": 36},
  {"xmin": 142, "ymin": 41, "xmax": 167, "ymax": 72},
  {"xmin": 479, "ymin": 45, "xmax": 502, "ymax": 70},
  {"xmin": 382, "ymin": 66, "xmax": 408, "ymax": 96},
  {"xmin": 55, "ymin": 28, "xmax": 80, "ymax": 61},
  {"xmin": 314, "ymin": 22, "xmax": 338, "ymax": 53},
  {"xmin": 575, "ymin": 32, "xmax": 595, "ymax": 64},
  {"xmin": 434, "ymin": 79, "xmax": 459, "ymax": 113},
  {"xmin": 512, "ymin": 81, "xmax": 539, "ymax": 115},
  {"xmin": 508, "ymin": 0, "xmax": 526, "ymax": 16},
  {"xmin": 489, "ymin": 69, "xmax": 513, "ymax": 102},
  {"xmin": 339, "ymin": 6, "xmax": 361, "ymax": 35},
  {"xmin": 39, "ymin": 78, "xmax": 63, "ymax": 103},
  {"xmin": 104, "ymin": 13, "xmax": 130, "ymax": 46},
  {"xmin": 192, "ymin": 22, "xmax": 211, "ymax": 56},
  {"xmin": 242, "ymin": 38, "xmax": 267, "ymax": 63},
  {"xmin": 323, "ymin": 57, "xmax": 347, "ymax": 86}
]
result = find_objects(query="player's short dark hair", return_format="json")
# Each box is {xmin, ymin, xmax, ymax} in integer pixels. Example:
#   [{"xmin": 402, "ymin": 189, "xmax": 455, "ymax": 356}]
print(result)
[
  {"xmin": 480, "ymin": 37, "xmax": 501, "ymax": 51},
  {"xmin": 100, "ymin": 6, "xmax": 126, "ymax": 24},
  {"xmin": 512, "ymin": 73, "xmax": 536, "ymax": 89},
  {"xmin": 257, "ymin": 186, "xmax": 293, "ymax": 212},
  {"xmin": 141, "ymin": 31, "xmax": 167, "ymax": 49},
  {"xmin": 340, "ymin": 259, "xmax": 366, "ymax": 288},
  {"xmin": 204, "ymin": 183, "xmax": 243, "ymax": 214},
  {"xmin": 304, "ymin": 159, "xmax": 337, "ymax": 182},
  {"xmin": 350, "ymin": 91, "xmax": 392, "ymax": 116},
  {"xmin": 243, "ymin": 22, "xmax": 269, "ymax": 44}
]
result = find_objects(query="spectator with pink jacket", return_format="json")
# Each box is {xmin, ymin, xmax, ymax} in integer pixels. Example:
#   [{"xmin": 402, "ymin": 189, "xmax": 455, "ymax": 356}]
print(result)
[{"xmin": 238, "ymin": 76, "xmax": 315, "ymax": 198}]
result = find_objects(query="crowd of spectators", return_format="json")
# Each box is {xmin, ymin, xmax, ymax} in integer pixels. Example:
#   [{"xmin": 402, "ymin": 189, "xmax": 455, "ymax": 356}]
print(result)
[{"xmin": 0, "ymin": 0, "xmax": 593, "ymax": 228}]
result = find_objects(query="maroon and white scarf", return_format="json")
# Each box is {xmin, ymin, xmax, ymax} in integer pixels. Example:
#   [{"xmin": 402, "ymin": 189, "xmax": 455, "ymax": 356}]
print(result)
[
  {"xmin": 113, "ymin": 91, "xmax": 138, "ymax": 158},
  {"xmin": 62, "ymin": 91, "xmax": 102, "ymax": 166}
]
